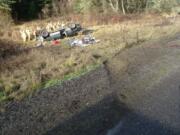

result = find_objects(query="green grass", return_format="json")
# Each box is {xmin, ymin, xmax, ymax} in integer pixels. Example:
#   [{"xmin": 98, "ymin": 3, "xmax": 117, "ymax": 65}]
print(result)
[
  {"xmin": 42, "ymin": 63, "xmax": 100, "ymax": 89},
  {"xmin": 0, "ymin": 91, "xmax": 6, "ymax": 102},
  {"xmin": 0, "ymin": 63, "xmax": 100, "ymax": 103}
]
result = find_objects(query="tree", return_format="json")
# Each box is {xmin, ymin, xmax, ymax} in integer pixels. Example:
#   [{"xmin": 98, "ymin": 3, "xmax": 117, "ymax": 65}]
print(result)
[
  {"xmin": 146, "ymin": 0, "xmax": 178, "ymax": 12},
  {"xmin": 11, "ymin": 0, "xmax": 51, "ymax": 20},
  {"xmin": 107, "ymin": 0, "xmax": 120, "ymax": 13},
  {"xmin": 0, "ymin": 0, "xmax": 16, "ymax": 11},
  {"xmin": 74, "ymin": 0, "xmax": 93, "ymax": 13}
]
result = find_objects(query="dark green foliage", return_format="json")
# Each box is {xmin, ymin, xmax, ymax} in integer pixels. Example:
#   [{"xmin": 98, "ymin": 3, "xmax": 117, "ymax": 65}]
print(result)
[{"xmin": 11, "ymin": 0, "xmax": 51, "ymax": 20}]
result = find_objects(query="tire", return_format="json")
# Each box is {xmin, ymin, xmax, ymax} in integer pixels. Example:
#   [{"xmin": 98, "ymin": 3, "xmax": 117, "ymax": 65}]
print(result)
[
  {"xmin": 41, "ymin": 30, "xmax": 49, "ymax": 38},
  {"xmin": 68, "ymin": 23, "xmax": 76, "ymax": 29}
]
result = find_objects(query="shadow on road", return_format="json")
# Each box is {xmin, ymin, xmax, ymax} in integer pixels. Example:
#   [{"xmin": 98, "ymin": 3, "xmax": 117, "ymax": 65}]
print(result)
[{"xmin": 43, "ymin": 94, "xmax": 178, "ymax": 135}]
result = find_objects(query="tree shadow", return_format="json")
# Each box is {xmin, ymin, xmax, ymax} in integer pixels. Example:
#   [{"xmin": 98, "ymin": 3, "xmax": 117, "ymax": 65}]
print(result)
[
  {"xmin": 0, "ymin": 39, "xmax": 29, "ymax": 59},
  {"xmin": 11, "ymin": 0, "xmax": 49, "ymax": 21},
  {"xmin": 43, "ymin": 94, "xmax": 179, "ymax": 135}
]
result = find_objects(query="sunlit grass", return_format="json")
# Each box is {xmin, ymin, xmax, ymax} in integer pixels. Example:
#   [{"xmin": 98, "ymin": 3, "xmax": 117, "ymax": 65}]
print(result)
[{"xmin": 0, "ymin": 15, "xmax": 180, "ymax": 103}]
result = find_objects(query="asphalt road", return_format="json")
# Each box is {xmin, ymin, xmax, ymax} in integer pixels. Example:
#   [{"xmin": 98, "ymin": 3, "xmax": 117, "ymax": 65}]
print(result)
[
  {"xmin": 106, "ymin": 33, "xmax": 180, "ymax": 135},
  {"xmin": 0, "ymin": 34, "xmax": 180, "ymax": 135}
]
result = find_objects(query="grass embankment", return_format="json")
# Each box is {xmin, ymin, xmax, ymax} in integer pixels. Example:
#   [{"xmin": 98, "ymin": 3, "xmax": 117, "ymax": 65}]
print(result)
[
  {"xmin": 0, "ymin": 15, "xmax": 180, "ymax": 103},
  {"xmin": 0, "ymin": 45, "xmax": 101, "ymax": 102}
]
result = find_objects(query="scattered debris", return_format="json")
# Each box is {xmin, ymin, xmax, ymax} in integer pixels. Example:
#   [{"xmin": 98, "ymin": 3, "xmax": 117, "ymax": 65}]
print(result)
[
  {"xmin": 69, "ymin": 39, "xmax": 83, "ymax": 46},
  {"xmin": 36, "ymin": 36, "xmax": 44, "ymax": 47},
  {"xmin": 69, "ymin": 35, "xmax": 100, "ymax": 47},
  {"xmin": 35, "ymin": 23, "xmax": 100, "ymax": 48},
  {"xmin": 82, "ymin": 35, "xmax": 100, "ymax": 44},
  {"xmin": 52, "ymin": 40, "xmax": 61, "ymax": 46}
]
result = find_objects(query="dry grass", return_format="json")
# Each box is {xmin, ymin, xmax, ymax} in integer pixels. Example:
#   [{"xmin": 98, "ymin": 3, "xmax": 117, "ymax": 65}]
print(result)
[
  {"xmin": 0, "ymin": 13, "xmax": 163, "ymax": 42},
  {"xmin": 88, "ymin": 15, "xmax": 180, "ymax": 58},
  {"xmin": 0, "ymin": 46, "xmax": 99, "ymax": 102},
  {"xmin": 0, "ymin": 14, "xmax": 180, "ymax": 103}
]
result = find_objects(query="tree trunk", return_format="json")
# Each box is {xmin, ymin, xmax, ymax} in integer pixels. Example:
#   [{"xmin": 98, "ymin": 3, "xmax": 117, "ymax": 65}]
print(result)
[
  {"xmin": 108, "ymin": 0, "xmax": 119, "ymax": 13},
  {"xmin": 121, "ymin": 0, "xmax": 126, "ymax": 15},
  {"xmin": 102, "ymin": 0, "xmax": 108, "ymax": 13}
]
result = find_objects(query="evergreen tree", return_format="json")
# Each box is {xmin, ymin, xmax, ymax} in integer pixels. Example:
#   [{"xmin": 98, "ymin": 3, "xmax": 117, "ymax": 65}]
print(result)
[{"xmin": 12, "ymin": 0, "xmax": 51, "ymax": 20}]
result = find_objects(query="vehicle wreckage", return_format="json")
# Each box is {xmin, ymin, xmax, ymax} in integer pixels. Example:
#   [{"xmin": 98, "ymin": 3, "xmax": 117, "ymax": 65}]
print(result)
[{"xmin": 38, "ymin": 23, "xmax": 82, "ymax": 41}]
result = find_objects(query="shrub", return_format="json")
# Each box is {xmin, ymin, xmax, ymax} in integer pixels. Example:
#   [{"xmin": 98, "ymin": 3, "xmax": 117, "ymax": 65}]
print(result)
[{"xmin": 0, "ymin": 11, "xmax": 13, "ymax": 30}]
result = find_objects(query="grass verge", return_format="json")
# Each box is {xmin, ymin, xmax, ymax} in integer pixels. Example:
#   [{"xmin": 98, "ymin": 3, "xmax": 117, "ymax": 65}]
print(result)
[
  {"xmin": 0, "ymin": 63, "xmax": 100, "ymax": 103},
  {"xmin": 42, "ymin": 64, "xmax": 100, "ymax": 89}
]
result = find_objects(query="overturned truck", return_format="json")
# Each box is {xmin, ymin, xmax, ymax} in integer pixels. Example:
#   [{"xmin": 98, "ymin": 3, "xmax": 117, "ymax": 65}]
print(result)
[{"xmin": 39, "ymin": 23, "xmax": 82, "ymax": 41}]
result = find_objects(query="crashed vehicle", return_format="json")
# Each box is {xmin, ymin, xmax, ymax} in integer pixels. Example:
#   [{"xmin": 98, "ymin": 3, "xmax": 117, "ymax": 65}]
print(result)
[{"xmin": 39, "ymin": 23, "xmax": 82, "ymax": 41}]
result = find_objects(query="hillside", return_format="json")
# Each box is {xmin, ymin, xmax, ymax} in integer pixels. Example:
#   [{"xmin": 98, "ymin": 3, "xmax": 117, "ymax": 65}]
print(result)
[
  {"xmin": 0, "ymin": 15, "xmax": 179, "ymax": 103},
  {"xmin": 0, "ymin": 1, "xmax": 180, "ymax": 135}
]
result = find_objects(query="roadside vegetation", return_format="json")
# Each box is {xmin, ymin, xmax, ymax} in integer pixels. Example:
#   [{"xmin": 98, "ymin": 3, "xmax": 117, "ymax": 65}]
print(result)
[{"xmin": 0, "ymin": 0, "xmax": 180, "ymax": 103}]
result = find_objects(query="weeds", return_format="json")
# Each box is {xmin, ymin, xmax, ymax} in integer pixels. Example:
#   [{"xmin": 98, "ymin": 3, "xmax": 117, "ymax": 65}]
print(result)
[
  {"xmin": 0, "ymin": 15, "xmax": 179, "ymax": 103},
  {"xmin": 43, "ymin": 63, "xmax": 100, "ymax": 89},
  {"xmin": 0, "ymin": 45, "xmax": 99, "ymax": 102}
]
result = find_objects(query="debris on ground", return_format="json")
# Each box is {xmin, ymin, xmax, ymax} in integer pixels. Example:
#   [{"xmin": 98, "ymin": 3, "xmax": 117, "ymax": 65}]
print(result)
[
  {"xmin": 52, "ymin": 40, "xmax": 61, "ymax": 46},
  {"xmin": 69, "ymin": 35, "xmax": 100, "ymax": 47},
  {"xmin": 36, "ymin": 36, "xmax": 44, "ymax": 47},
  {"xmin": 35, "ymin": 23, "xmax": 100, "ymax": 48}
]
